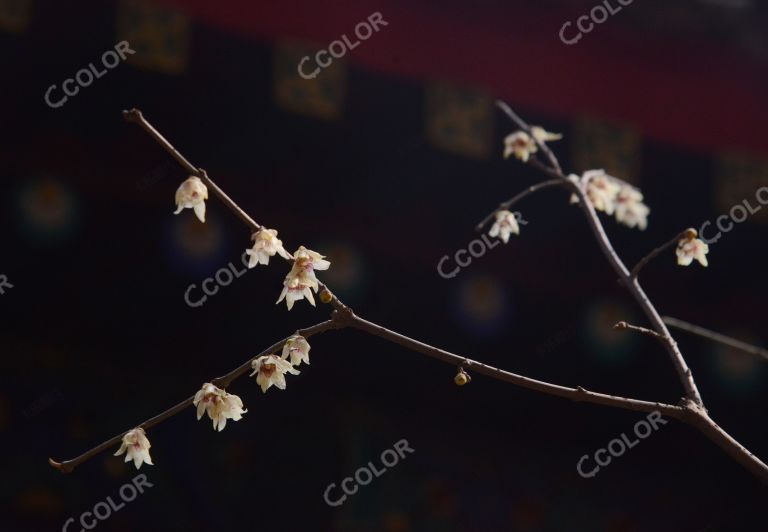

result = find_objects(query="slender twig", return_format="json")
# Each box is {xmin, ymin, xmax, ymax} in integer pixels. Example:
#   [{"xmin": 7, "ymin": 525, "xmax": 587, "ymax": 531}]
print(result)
[
  {"xmin": 475, "ymin": 179, "xmax": 565, "ymax": 231},
  {"xmin": 49, "ymin": 319, "xmax": 344, "ymax": 473},
  {"xmin": 50, "ymin": 108, "xmax": 768, "ymax": 484},
  {"xmin": 123, "ymin": 109, "xmax": 262, "ymax": 233},
  {"xmin": 496, "ymin": 100, "xmax": 562, "ymax": 174},
  {"xmin": 664, "ymin": 316, "xmax": 768, "ymax": 362},
  {"xmin": 486, "ymin": 103, "xmax": 768, "ymax": 482},
  {"xmin": 349, "ymin": 315, "xmax": 683, "ymax": 417},
  {"xmin": 631, "ymin": 228, "xmax": 696, "ymax": 279},
  {"xmin": 613, "ymin": 321, "xmax": 665, "ymax": 342}
]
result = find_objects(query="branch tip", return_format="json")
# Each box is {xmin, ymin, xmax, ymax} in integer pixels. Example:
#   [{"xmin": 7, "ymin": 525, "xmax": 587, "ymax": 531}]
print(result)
[
  {"xmin": 122, "ymin": 108, "xmax": 143, "ymax": 123},
  {"xmin": 48, "ymin": 458, "xmax": 74, "ymax": 474}
]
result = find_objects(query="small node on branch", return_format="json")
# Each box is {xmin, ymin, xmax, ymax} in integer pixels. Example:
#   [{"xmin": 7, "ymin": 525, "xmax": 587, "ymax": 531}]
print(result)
[
  {"xmin": 454, "ymin": 367, "xmax": 471, "ymax": 386},
  {"xmin": 613, "ymin": 321, "xmax": 629, "ymax": 331}
]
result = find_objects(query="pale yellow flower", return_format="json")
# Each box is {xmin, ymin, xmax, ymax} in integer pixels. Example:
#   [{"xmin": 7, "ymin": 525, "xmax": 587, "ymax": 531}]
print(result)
[
  {"xmin": 503, "ymin": 127, "xmax": 561, "ymax": 162},
  {"xmin": 277, "ymin": 246, "xmax": 331, "ymax": 310},
  {"xmin": 615, "ymin": 186, "xmax": 650, "ymax": 230},
  {"xmin": 250, "ymin": 354, "xmax": 300, "ymax": 393},
  {"xmin": 677, "ymin": 236, "xmax": 709, "ymax": 267},
  {"xmin": 572, "ymin": 170, "xmax": 621, "ymax": 215},
  {"xmin": 282, "ymin": 335, "xmax": 311, "ymax": 366},
  {"xmin": 488, "ymin": 210, "xmax": 520, "ymax": 243},
  {"xmin": 114, "ymin": 427, "xmax": 153, "ymax": 469},
  {"xmin": 174, "ymin": 176, "xmax": 209, "ymax": 223},
  {"xmin": 246, "ymin": 228, "xmax": 291, "ymax": 267},
  {"xmin": 193, "ymin": 383, "xmax": 247, "ymax": 432}
]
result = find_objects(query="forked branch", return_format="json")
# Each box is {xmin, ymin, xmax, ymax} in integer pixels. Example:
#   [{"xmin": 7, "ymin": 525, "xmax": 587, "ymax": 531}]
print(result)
[{"xmin": 49, "ymin": 107, "xmax": 768, "ymax": 484}]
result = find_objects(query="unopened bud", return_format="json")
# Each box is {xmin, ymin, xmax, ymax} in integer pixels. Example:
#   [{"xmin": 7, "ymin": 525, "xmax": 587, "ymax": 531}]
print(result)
[
  {"xmin": 319, "ymin": 289, "xmax": 333, "ymax": 304},
  {"xmin": 454, "ymin": 368, "xmax": 471, "ymax": 386}
]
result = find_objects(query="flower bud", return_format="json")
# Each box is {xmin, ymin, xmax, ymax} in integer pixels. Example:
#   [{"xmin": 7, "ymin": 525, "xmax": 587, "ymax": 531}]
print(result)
[
  {"xmin": 319, "ymin": 289, "xmax": 333, "ymax": 304},
  {"xmin": 454, "ymin": 368, "xmax": 471, "ymax": 386}
]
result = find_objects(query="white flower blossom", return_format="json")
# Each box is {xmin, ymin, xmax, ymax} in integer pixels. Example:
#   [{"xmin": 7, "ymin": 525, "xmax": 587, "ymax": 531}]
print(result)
[
  {"xmin": 114, "ymin": 427, "xmax": 153, "ymax": 469},
  {"xmin": 277, "ymin": 279, "xmax": 316, "ymax": 310},
  {"xmin": 193, "ymin": 383, "xmax": 247, "ymax": 432},
  {"xmin": 571, "ymin": 170, "xmax": 621, "ymax": 215},
  {"xmin": 615, "ymin": 186, "xmax": 650, "ymax": 230},
  {"xmin": 250, "ymin": 354, "xmax": 300, "ymax": 393},
  {"xmin": 174, "ymin": 176, "xmax": 209, "ymax": 223},
  {"xmin": 531, "ymin": 126, "xmax": 563, "ymax": 143},
  {"xmin": 677, "ymin": 236, "xmax": 709, "ymax": 267},
  {"xmin": 488, "ymin": 210, "xmax": 520, "ymax": 243},
  {"xmin": 282, "ymin": 335, "xmax": 311, "ymax": 366},
  {"xmin": 277, "ymin": 246, "xmax": 331, "ymax": 310},
  {"xmin": 503, "ymin": 127, "xmax": 561, "ymax": 162},
  {"xmin": 246, "ymin": 228, "xmax": 291, "ymax": 267}
]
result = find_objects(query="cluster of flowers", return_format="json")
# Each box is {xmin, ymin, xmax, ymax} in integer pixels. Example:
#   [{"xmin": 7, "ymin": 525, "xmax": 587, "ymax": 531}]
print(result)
[
  {"xmin": 115, "ymin": 335, "xmax": 311, "ymax": 468},
  {"xmin": 173, "ymin": 176, "xmax": 331, "ymax": 310},
  {"xmin": 497, "ymin": 128, "xmax": 709, "ymax": 268}
]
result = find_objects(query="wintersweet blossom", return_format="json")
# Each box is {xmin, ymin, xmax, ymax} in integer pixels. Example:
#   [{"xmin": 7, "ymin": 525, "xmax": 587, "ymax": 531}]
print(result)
[
  {"xmin": 677, "ymin": 235, "xmax": 709, "ymax": 267},
  {"xmin": 282, "ymin": 335, "xmax": 311, "ymax": 366},
  {"xmin": 174, "ymin": 176, "xmax": 209, "ymax": 223},
  {"xmin": 571, "ymin": 170, "xmax": 621, "ymax": 215},
  {"xmin": 614, "ymin": 186, "xmax": 650, "ymax": 230},
  {"xmin": 114, "ymin": 427, "xmax": 153, "ymax": 469},
  {"xmin": 193, "ymin": 383, "xmax": 247, "ymax": 432},
  {"xmin": 488, "ymin": 210, "xmax": 520, "ymax": 243},
  {"xmin": 503, "ymin": 127, "xmax": 561, "ymax": 162},
  {"xmin": 246, "ymin": 228, "xmax": 291, "ymax": 267},
  {"xmin": 250, "ymin": 354, "xmax": 300, "ymax": 393},
  {"xmin": 531, "ymin": 126, "xmax": 563, "ymax": 143},
  {"xmin": 277, "ymin": 246, "xmax": 331, "ymax": 310}
]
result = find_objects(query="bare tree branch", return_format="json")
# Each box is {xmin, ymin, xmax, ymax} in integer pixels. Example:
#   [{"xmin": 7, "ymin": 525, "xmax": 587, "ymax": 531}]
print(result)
[
  {"xmin": 475, "ymin": 178, "xmax": 566, "ymax": 231},
  {"xmin": 49, "ymin": 107, "xmax": 768, "ymax": 485},
  {"xmin": 631, "ymin": 228, "xmax": 696, "ymax": 279},
  {"xmin": 614, "ymin": 321, "xmax": 665, "ymax": 342},
  {"xmin": 664, "ymin": 316, "xmax": 768, "ymax": 362},
  {"xmin": 496, "ymin": 100, "xmax": 562, "ymax": 174}
]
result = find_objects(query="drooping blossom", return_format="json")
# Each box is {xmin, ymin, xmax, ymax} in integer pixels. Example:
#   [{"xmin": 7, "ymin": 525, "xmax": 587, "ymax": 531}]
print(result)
[
  {"xmin": 677, "ymin": 234, "xmax": 709, "ymax": 267},
  {"xmin": 193, "ymin": 383, "xmax": 247, "ymax": 432},
  {"xmin": 614, "ymin": 185, "xmax": 650, "ymax": 230},
  {"xmin": 174, "ymin": 176, "xmax": 209, "ymax": 223},
  {"xmin": 503, "ymin": 127, "xmax": 561, "ymax": 162},
  {"xmin": 246, "ymin": 228, "xmax": 291, "ymax": 267},
  {"xmin": 250, "ymin": 354, "xmax": 300, "ymax": 393},
  {"xmin": 277, "ymin": 246, "xmax": 331, "ymax": 310},
  {"xmin": 488, "ymin": 210, "xmax": 520, "ymax": 243},
  {"xmin": 571, "ymin": 170, "xmax": 621, "ymax": 215},
  {"xmin": 282, "ymin": 335, "xmax": 311, "ymax": 366},
  {"xmin": 114, "ymin": 427, "xmax": 153, "ymax": 469}
]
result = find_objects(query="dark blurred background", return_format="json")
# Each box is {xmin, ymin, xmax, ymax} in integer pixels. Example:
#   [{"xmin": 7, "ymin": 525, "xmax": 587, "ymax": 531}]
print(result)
[{"xmin": 2, "ymin": 0, "xmax": 767, "ymax": 530}]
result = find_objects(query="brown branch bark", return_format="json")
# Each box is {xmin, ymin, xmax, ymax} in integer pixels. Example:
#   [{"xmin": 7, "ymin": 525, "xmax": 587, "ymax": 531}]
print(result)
[
  {"xmin": 664, "ymin": 316, "xmax": 768, "ymax": 362},
  {"xmin": 631, "ymin": 228, "xmax": 695, "ymax": 279},
  {"xmin": 50, "ymin": 108, "xmax": 768, "ymax": 485},
  {"xmin": 475, "ymin": 178, "xmax": 566, "ymax": 231}
]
